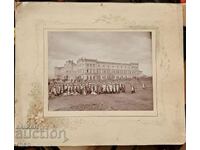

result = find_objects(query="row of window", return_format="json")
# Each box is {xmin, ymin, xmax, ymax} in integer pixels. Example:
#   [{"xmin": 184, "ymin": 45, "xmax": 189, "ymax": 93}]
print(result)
[
  {"xmin": 87, "ymin": 69, "xmax": 137, "ymax": 74},
  {"xmin": 65, "ymin": 69, "xmax": 138, "ymax": 74},
  {"xmin": 83, "ymin": 75, "xmax": 134, "ymax": 80},
  {"xmin": 84, "ymin": 64, "xmax": 137, "ymax": 69},
  {"xmin": 74, "ymin": 63, "xmax": 137, "ymax": 69}
]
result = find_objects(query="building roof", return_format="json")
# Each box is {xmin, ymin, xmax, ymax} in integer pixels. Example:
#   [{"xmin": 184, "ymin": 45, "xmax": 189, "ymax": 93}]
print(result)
[{"xmin": 77, "ymin": 58, "xmax": 138, "ymax": 65}]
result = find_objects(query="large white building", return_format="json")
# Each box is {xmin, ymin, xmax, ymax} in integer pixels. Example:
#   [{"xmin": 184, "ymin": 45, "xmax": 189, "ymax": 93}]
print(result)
[{"xmin": 54, "ymin": 58, "xmax": 142, "ymax": 80}]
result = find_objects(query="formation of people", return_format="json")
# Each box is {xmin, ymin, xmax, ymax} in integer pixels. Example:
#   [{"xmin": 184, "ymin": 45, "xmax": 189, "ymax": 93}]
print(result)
[{"xmin": 48, "ymin": 80, "xmax": 137, "ymax": 98}]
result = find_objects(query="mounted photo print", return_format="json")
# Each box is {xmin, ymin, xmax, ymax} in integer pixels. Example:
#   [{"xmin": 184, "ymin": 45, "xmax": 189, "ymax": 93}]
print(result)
[{"xmin": 15, "ymin": 3, "xmax": 185, "ymax": 146}]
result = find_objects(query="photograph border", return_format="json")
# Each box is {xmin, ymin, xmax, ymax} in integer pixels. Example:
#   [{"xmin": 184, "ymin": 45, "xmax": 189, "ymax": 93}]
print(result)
[{"xmin": 43, "ymin": 28, "xmax": 158, "ymax": 117}]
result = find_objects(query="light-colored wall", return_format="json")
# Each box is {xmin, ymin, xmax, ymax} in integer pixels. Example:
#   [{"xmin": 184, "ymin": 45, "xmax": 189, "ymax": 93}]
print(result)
[{"xmin": 54, "ymin": 59, "xmax": 142, "ymax": 80}]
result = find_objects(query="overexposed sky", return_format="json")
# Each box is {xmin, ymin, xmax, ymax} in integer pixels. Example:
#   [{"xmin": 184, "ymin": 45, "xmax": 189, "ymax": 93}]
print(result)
[{"xmin": 48, "ymin": 31, "xmax": 152, "ymax": 78}]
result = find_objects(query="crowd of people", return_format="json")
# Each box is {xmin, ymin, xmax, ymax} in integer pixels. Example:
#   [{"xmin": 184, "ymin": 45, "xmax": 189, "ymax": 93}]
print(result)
[{"xmin": 48, "ymin": 79, "xmax": 138, "ymax": 98}]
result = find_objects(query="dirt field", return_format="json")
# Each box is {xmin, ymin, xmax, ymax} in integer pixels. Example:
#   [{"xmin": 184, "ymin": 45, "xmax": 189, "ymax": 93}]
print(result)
[{"xmin": 48, "ymin": 87, "xmax": 153, "ymax": 111}]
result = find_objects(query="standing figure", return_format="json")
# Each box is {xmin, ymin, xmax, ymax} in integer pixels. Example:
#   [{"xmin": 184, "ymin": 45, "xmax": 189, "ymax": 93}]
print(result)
[
  {"xmin": 106, "ymin": 84, "xmax": 110, "ymax": 94},
  {"xmin": 142, "ymin": 83, "xmax": 145, "ymax": 89},
  {"xmin": 67, "ymin": 86, "xmax": 70, "ymax": 96},
  {"xmin": 56, "ymin": 85, "xmax": 61, "ymax": 96},
  {"xmin": 52, "ymin": 86, "xmax": 57, "ymax": 96},
  {"xmin": 119, "ymin": 83, "xmax": 122, "ymax": 92},
  {"xmin": 116, "ymin": 84, "xmax": 119, "ymax": 93},
  {"xmin": 122, "ymin": 84, "xmax": 126, "ymax": 93},
  {"xmin": 91, "ymin": 85, "xmax": 97, "ymax": 95},
  {"xmin": 113, "ymin": 84, "xmax": 116, "ymax": 94},
  {"xmin": 60, "ymin": 85, "xmax": 63, "ymax": 94},
  {"xmin": 80, "ymin": 84, "xmax": 83, "ymax": 95},
  {"xmin": 131, "ymin": 85, "xmax": 136, "ymax": 94},
  {"xmin": 83, "ymin": 86, "xmax": 87, "ymax": 95},
  {"xmin": 64, "ymin": 84, "xmax": 68, "ymax": 92},
  {"xmin": 109, "ymin": 83, "xmax": 112, "ymax": 94},
  {"xmin": 102, "ymin": 84, "xmax": 106, "ymax": 94},
  {"xmin": 94, "ymin": 84, "xmax": 97, "ymax": 93},
  {"xmin": 70, "ymin": 85, "xmax": 74, "ymax": 95}
]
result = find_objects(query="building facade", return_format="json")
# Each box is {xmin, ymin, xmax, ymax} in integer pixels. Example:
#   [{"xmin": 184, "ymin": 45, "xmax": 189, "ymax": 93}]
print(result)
[{"xmin": 54, "ymin": 58, "xmax": 142, "ymax": 80}]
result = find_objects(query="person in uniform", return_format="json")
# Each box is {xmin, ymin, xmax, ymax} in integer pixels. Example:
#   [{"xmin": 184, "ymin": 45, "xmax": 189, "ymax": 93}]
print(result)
[
  {"xmin": 70, "ymin": 85, "xmax": 74, "ymax": 95},
  {"xmin": 122, "ymin": 84, "xmax": 126, "ymax": 93},
  {"xmin": 131, "ymin": 85, "xmax": 136, "ymax": 94},
  {"xmin": 80, "ymin": 84, "xmax": 83, "ymax": 95},
  {"xmin": 94, "ymin": 84, "xmax": 97, "ymax": 93},
  {"xmin": 142, "ymin": 83, "xmax": 145, "ymax": 89},
  {"xmin": 64, "ymin": 84, "xmax": 68, "ymax": 93},
  {"xmin": 102, "ymin": 84, "xmax": 106, "ymax": 94},
  {"xmin": 113, "ymin": 84, "xmax": 116, "ymax": 94},
  {"xmin": 52, "ymin": 85, "xmax": 57, "ymax": 97},
  {"xmin": 60, "ymin": 84, "xmax": 64, "ymax": 94},
  {"xmin": 85, "ymin": 84, "xmax": 89, "ymax": 95},
  {"xmin": 88, "ymin": 84, "xmax": 92, "ymax": 94},
  {"xmin": 91, "ymin": 84, "xmax": 97, "ymax": 95},
  {"xmin": 73, "ymin": 85, "xmax": 79, "ymax": 95},
  {"xmin": 106, "ymin": 84, "xmax": 110, "ymax": 94},
  {"xmin": 83, "ymin": 85, "xmax": 87, "ymax": 95},
  {"xmin": 67, "ymin": 85, "xmax": 71, "ymax": 96},
  {"xmin": 109, "ymin": 83, "xmax": 112, "ymax": 94},
  {"xmin": 116, "ymin": 83, "xmax": 119, "ymax": 93},
  {"xmin": 97, "ymin": 84, "xmax": 101, "ymax": 95},
  {"xmin": 56, "ymin": 85, "xmax": 60, "ymax": 96},
  {"xmin": 119, "ymin": 83, "xmax": 122, "ymax": 92}
]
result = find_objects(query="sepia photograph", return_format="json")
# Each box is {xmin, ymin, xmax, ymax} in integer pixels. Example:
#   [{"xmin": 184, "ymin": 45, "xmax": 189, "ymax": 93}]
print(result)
[
  {"xmin": 15, "ymin": 3, "xmax": 185, "ymax": 146},
  {"xmin": 48, "ymin": 31, "xmax": 153, "ymax": 111}
]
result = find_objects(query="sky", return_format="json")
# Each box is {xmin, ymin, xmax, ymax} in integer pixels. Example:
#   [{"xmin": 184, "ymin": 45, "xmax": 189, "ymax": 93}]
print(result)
[{"xmin": 48, "ymin": 31, "xmax": 152, "ymax": 78}]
